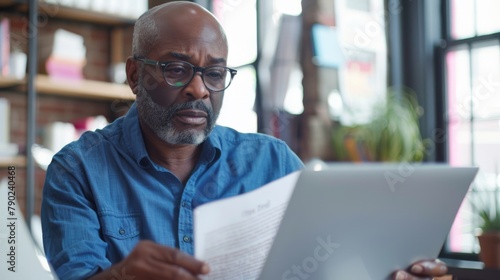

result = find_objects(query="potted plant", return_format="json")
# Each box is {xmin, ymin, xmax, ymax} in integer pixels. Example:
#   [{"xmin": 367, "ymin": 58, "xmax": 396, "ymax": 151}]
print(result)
[
  {"xmin": 331, "ymin": 88, "xmax": 426, "ymax": 162},
  {"xmin": 471, "ymin": 188, "xmax": 500, "ymax": 268}
]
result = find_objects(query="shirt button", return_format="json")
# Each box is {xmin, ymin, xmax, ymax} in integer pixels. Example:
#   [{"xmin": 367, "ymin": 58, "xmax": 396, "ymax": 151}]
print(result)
[
  {"xmin": 183, "ymin": 235, "xmax": 191, "ymax": 243},
  {"xmin": 181, "ymin": 201, "xmax": 187, "ymax": 207},
  {"xmin": 119, "ymin": 228, "xmax": 126, "ymax": 235}
]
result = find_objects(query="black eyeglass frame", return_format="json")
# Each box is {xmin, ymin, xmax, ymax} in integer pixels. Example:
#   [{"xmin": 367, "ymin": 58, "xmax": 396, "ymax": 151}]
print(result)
[{"xmin": 134, "ymin": 56, "xmax": 237, "ymax": 92}]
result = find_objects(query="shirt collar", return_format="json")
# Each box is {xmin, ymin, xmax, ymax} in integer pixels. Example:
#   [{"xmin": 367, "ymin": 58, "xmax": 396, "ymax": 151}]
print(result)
[
  {"xmin": 123, "ymin": 102, "xmax": 221, "ymax": 168},
  {"xmin": 201, "ymin": 127, "xmax": 222, "ymax": 165},
  {"xmin": 123, "ymin": 103, "xmax": 151, "ymax": 168}
]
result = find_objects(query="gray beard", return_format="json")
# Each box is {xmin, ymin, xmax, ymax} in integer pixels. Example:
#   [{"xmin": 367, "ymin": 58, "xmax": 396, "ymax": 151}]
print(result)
[{"xmin": 136, "ymin": 85, "xmax": 218, "ymax": 145}]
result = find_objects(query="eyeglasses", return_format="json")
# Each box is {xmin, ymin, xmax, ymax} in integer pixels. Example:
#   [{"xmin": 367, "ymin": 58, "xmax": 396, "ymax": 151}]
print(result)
[{"xmin": 134, "ymin": 56, "xmax": 237, "ymax": 92}]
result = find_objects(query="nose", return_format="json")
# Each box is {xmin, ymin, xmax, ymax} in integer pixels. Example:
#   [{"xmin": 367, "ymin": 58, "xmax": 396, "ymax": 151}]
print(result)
[{"xmin": 183, "ymin": 73, "xmax": 210, "ymax": 100}]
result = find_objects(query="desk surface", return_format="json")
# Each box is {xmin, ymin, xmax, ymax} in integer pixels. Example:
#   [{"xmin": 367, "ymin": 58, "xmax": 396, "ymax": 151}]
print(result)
[{"xmin": 442, "ymin": 258, "xmax": 500, "ymax": 280}]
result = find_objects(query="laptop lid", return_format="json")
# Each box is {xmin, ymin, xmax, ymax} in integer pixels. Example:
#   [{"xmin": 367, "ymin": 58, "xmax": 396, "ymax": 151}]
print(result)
[{"xmin": 258, "ymin": 164, "xmax": 478, "ymax": 280}]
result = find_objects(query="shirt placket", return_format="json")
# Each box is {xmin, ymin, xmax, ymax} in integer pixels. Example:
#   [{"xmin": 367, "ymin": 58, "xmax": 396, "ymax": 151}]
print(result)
[{"xmin": 177, "ymin": 164, "xmax": 206, "ymax": 255}]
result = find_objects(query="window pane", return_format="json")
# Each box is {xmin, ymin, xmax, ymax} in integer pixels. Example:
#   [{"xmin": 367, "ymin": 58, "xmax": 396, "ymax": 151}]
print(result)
[
  {"xmin": 212, "ymin": 0, "xmax": 258, "ymax": 133},
  {"xmin": 471, "ymin": 41, "xmax": 500, "ymax": 119},
  {"xmin": 468, "ymin": 119, "xmax": 500, "ymax": 251},
  {"xmin": 447, "ymin": 119, "xmax": 500, "ymax": 254},
  {"xmin": 476, "ymin": 0, "xmax": 500, "ymax": 36},
  {"xmin": 447, "ymin": 120, "xmax": 474, "ymax": 253},
  {"xmin": 450, "ymin": 0, "xmax": 475, "ymax": 39},
  {"xmin": 212, "ymin": 0, "xmax": 257, "ymax": 67},
  {"xmin": 446, "ymin": 48, "xmax": 471, "ymax": 120},
  {"xmin": 473, "ymin": 119, "xmax": 500, "ymax": 176},
  {"xmin": 451, "ymin": 0, "xmax": 500, "ymax": 39},
  {"xmin": 216, "ymin": 66, "xmax": 257, "ymax": 132},
  {"xmin": 449, "ymin": 121, "xmax": 472, "ymax": 167},
  {"xmin": 448, "ymin": 198, "xmax": 476, "ymax": 253}
]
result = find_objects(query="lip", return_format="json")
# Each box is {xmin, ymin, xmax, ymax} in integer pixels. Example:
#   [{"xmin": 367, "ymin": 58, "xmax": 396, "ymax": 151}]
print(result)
[{"xmin": 175, "ymin": 109, "xmax": 208, "ymax": 125}]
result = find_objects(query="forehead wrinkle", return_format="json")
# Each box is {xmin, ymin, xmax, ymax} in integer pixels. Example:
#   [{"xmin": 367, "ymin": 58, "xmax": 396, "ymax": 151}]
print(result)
[
  {"xmin": 169, "ymin": 52, "xmax": 191, "ymax": 60},
  {"xmin": 166, "ymin": 52, "xmax": 227, "ymax": 65},
  {"xmin": 209, "ymin": 57, "xmax": 227, "ymax": 65}
]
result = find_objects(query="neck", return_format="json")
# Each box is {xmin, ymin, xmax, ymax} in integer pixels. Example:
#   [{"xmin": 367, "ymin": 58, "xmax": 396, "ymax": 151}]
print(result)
[{"xmin": 140, "ymin": 119, "xmax": 201, "ymax": 184}]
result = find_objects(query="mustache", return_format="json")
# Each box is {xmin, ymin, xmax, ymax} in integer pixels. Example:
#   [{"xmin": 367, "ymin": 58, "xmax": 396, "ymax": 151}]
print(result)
[{"xmin": 170, "ymin": 100, "xmax": 212, "ymax": 115}]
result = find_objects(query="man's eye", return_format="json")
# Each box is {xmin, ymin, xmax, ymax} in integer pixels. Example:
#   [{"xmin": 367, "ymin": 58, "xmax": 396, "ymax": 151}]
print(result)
[
  {"xmin": 206, "ymin": 69, "xmax": 226, "ymax": 80},
  {"xmin": 165, "ymin": 66, "xmax": 187, "ymax": 75}
]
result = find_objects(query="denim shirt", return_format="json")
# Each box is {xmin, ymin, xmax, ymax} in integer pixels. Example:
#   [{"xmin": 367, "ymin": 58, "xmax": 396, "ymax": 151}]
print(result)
[{"xmin": 41, "ymin": 103, "xmax": 304, "ymax": 280}]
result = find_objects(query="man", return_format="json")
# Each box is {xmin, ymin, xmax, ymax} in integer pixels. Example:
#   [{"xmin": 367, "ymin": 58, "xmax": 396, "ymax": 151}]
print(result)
[{"xmin": 41, "ymin": 2, "xmax": 448, "ymax": 280}]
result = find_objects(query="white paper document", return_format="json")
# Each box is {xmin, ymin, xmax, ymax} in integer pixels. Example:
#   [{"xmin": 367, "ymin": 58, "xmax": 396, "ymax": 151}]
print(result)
[{"xmin": 194, "ymin": 171, "xmax": 301, "ymax": 280}]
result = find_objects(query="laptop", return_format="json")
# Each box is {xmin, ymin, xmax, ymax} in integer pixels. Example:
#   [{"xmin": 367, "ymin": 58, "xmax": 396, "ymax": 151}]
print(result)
[
  {"xmin": 257, "ymin": 163, "xmax": 478, "ymax": 280},
  {"xmin": 0, "ymin": 179, "xmax": 59, "ymax": 280}
]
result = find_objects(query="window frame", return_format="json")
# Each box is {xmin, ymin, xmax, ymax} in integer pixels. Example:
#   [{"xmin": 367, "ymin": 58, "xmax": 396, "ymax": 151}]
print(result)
[{"xmin": 438, "ymin": 0, "xmax": 500, "ymax": 261}]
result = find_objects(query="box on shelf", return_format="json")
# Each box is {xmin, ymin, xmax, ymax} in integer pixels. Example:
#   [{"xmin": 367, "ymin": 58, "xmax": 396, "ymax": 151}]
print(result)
[
  {"xmin": 42, "ymin": 115, "xmax": 108, "ymax": 154},
  {"xmin": 46, "ymin": 29, "xmax": 86, "ymax": 80},
  {"xmin": 9, "ymin": 50, "xmax": 27, "ymax": 79},
  {"xmin": 0, "ymin": 17, "xmax": 27, "ymax": 79},
  {"xmin": 0, "ymin": 98, "xmax": 10, "ymax": 145},
  {"xmin": 0, "ymin": 98, "xmax": 18, "ymax": 158},
  {"xmin": 0, "ymin": 17, "xmax": 10, "ymax": 76},
  {"xmin": 43, "ymin": 122, "xmax": 77, "ymax": 154}
]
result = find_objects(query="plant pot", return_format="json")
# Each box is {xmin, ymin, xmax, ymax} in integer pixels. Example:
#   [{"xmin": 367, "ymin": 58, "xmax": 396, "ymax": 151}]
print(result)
[{"xmin": 477, "ymin": 231, "xmax": 500, "ymax": 268}]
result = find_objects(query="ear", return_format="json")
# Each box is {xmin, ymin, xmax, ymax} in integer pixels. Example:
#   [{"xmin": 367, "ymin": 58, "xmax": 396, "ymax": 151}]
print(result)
[{"xmin": 126, "ymin": 56, "xmax": 139, "ymax": 95}]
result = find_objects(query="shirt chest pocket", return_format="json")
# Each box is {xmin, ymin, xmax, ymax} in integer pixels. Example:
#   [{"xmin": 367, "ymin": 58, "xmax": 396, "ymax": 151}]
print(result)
[{"xmin": 100, "ymin": 212, "xmax": 141, "ymax": 240}]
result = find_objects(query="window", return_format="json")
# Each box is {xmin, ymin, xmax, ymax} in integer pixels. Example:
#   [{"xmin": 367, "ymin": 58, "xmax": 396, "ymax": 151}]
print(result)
[
  {"xmin": 211, "ymin": 0, "xmax": 258, "ymax": 133},
  {"xmin": 445, "ymin": 0, "xmax": 500, "ymax": 255},
  {"xmin": 209, "ymin": 0, "xmax": 303, "ymax": 134}
]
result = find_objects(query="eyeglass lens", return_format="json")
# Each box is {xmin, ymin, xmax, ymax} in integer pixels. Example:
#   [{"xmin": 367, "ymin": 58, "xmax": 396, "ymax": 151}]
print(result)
[{"xmin": 162, "ymin": 62, "xmax": 231, "ymax": 91}]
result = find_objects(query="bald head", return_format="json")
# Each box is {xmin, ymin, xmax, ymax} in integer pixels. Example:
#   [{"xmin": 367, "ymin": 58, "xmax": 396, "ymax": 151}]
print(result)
[{"xmin": 132, "ymin": 1, "xmax": 227, "ymax": 57}]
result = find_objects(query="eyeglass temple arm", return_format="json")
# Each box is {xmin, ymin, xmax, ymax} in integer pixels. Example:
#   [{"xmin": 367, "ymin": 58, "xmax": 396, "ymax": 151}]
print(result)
[{"xmin": 134, "ymin": 57, "xmax": 158, "ymax": 66}]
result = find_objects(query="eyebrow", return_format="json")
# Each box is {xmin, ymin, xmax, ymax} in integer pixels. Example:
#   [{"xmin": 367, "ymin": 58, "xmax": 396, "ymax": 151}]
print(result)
[{"xmin": 169, "ymin": 52, "xmax": 227, "ymax": 65}]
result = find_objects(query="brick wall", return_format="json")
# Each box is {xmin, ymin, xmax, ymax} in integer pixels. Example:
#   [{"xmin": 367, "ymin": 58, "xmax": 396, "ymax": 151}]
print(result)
[{"xmin": 0, "ymin": 11, "xmax": 134, "ymax": 216}]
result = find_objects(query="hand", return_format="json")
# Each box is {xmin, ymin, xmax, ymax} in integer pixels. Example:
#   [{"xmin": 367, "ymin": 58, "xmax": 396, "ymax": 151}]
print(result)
[
  {"xmin": 393, "ymin": 259, "xmax": 448, "ymax": 280},
  {"xmin": 89, "ymin": 240, "xmax": 210, "ymax": 280}
]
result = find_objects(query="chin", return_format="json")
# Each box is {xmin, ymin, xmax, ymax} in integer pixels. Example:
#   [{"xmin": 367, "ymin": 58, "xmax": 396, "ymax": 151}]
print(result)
[{"xmin": 156, "ymin": 127, "xmax": 209, "ymax": 145}]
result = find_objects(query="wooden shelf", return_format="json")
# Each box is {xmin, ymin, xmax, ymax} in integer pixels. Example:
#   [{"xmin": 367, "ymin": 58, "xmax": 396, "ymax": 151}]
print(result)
[
  {"xmin": 35, "ymin": 75, "xmax": 135, "ymax": 101},
  {"xmin": 0, "ymin": 156, "xmax": 26, "ymax": 168},
  {"xmin": 0, "ymin": 76, "xmax": 24, "ymax": 88},
  {"xmin": 0, "ymin": 0, "xmax": 17, "ymax": 8},
  {"xmin": 0, "ymin": 0, "xmax": 137, "ymax": 26},
  {"xmin": 1, "ymin": 75, "xmax": 135, "ymax": 101},
  {"xmin": 38, "ymin": 2, "xmax": 137, "ymax": 26}
]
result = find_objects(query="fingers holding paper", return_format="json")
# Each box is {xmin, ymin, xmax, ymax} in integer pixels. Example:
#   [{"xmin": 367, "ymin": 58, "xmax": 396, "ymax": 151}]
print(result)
[
  {"xmin": 393, "ymin": 259, "xmax": 448, "ymax": 280},
  {"xmin": 89, "ymin": 240, "xmax": 210, "ymax": 280},
  {"xmin": 123, "ymin": 241, "xmax": 210, "ymax": 279}
]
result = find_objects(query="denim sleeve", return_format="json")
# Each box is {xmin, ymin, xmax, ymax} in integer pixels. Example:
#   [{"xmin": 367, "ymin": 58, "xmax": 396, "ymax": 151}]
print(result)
[
  {"xmin": 280, "ymin": 140, "xmax": 305, "ymax": 175},
  {"xmin": 41, "ymin": 146, "xmax": 111, "ymax": 280}
]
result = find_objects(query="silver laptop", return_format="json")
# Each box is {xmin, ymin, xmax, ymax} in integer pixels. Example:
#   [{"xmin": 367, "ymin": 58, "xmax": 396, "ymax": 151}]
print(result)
[{"xmin": 258, "ymin": 164, "xmax": 478, "ymax": 280}]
